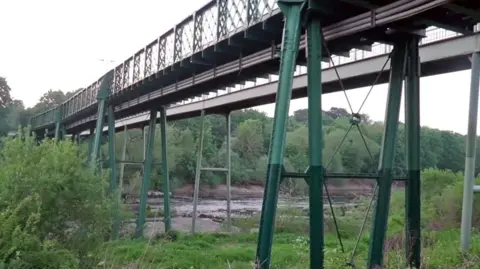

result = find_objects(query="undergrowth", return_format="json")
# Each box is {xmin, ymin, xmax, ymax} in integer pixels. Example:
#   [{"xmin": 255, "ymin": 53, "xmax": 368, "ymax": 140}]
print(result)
[
  {"xmin": 1, "ymin": 131, "xmax": 479, "ymax": 268},
  {"xmin": 97, "ymin": 169, "xmax": 480, "ymax": 268}
]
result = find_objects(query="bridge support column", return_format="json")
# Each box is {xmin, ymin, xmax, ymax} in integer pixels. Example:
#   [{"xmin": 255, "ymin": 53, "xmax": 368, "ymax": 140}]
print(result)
[
  {"xmin": 90, "ymin": 71, "xmax": 113, "ymax": 169},
  {"xmin": 54, "ymin": 107, "xmax": 63, "ymax": 142},
  {"xmin": 90, "ymin": 100, "xmax": 106, "ymax": 169},
  {"xmin": 107, "ymin": 105, "xmax": 119, "ymax": 239},
  {"xmin": 192, "ymin": 110, "xmax": 205, "ymax": 234},
  {"xmin": 87, "ymin": 127, "xmax": 94, "ymax": 162},
  {"xmin": 405, "ymin": 36, "xmax": 421, "ymax": 268},
  {"xmin": 160, "ymin": 106, "xmax": 172, "ymax": 232},
  {"xmin": 460, "ymin": 52, "xmax": 480, "ymax": 250},
  {"xmin": 191, "ymin": 110, "xmax": 232, "ymax": 234},
  {"xmin": 136, "ymin": 109, "xmax": 157, "ymax": 238},
  {"xmin": 226, "ymin": 111, "xmax": 232, "ymax": 232},
  {"xmin": 305, "ymin": 4, "xmax": 324, "ymax": 268},
  {"xmin": 119, "ymin": 126, "xmax": 128, "ymax": 205},
  {"xmin": 367, "ymin": 41, "xmax": 407, "ymax": 268},
  {"xmin": 255, "ymin": 1, "xmax": 304, "ymax": 268}
]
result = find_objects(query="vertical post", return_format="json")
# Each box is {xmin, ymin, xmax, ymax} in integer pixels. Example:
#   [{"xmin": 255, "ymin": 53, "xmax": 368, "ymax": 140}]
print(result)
[
  {"xmin": 90, "ymin": 71, "xmax": 112, "ymax": 169},
  {"xmin": 54, "ymin": 107, "xmax": 62, "ymax": 142},
  {"xmin": 143, "ymin": 126, "xmax": 147, "ymax": 160},
  {"xmin": 160, "ymin": 106, "xmax": 172, "ymax": 232},
  {"xmin": 141, "ymin": 125, "xmax": 146, "ymax": 177},
  {"xmin": 255, "ymin": 1, "xmax": 304, "ymax": 268},
  {"xmin": 191, "ymin": 110, "xmax": 205, "ymax": 234},
  {"xmin": 226, "ymin": 112, "xmax": 232, "ymax": 232},
  {"xmin": 136, "ymin": 109, "xmax": 157, "ymax": 238},
  {"xmin": 107, "ymin": 105, "xmax": 119, "ymax": 240},
  {"xmin": 88, "ymin": 128, "xmax": 94, "ymax": 162},
  {"xmin": 367, "ymin": 42, "xmax": 407, "ymax": 268},
  {"xmin": 306, "ymin": 7, "xmax": 324, "ymax": 268},
  {"xmin": 405, "ymin": 36, "xmax": 421, "ymax": 267},
  {"xmin": 61, "ymin": 124, "xmax": 67, "ymax": 139},
  {"xmin": 107, "ymin": 106, "xmax": 117, "ymax": 193},
  {"xmin": 460, "ymin": 52, "xmax": 480, "ymax": 250},
  {"xmin": 119, "ymin": 126, "xmax": 128, "ymax": 200},
  {"xmin": 90, "ymin": 100, "xmax": 106, "ymax": 169}
]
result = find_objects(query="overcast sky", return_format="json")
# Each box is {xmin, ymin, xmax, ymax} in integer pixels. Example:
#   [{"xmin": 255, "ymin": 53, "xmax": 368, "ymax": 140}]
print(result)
[{"xmin": 0, "ymin": 0, "xmax": 476, "ymax": 135}]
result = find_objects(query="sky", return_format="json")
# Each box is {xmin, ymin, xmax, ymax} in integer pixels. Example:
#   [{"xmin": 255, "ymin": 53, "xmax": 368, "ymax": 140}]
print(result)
[{"xmin": 0, "ymin": 0, "xmax": 476, "ymax": 135}]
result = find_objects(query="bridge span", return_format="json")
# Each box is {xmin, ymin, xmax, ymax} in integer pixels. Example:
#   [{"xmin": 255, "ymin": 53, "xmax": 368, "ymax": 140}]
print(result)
[
  {"xmin": 28, "ymin": 1, "xmax": 480, "ymax": 268},
  {"xmin": 78, "ymin": 29, "xmax": 480, "ymax": 135}
]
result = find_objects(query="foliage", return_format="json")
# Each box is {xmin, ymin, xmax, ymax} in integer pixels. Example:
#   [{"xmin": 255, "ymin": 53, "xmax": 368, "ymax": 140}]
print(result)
[
  {"xmin": 97, "ymin": 169, "xmax": 480, "ymax": 269},
  {"xmin": 0, "ymin": 74, "xmax": 474, "ymax": 192},
  {"xmin": 0, "ymin": 77, "xmax": 13, "ymax": 109},
  {"xmin": 96, "ymin": 107, "xmax": 475, "ymax": 197},
  {"xmin": 0, "ymin": 131, "xmax": 112, "ymax": 268}
]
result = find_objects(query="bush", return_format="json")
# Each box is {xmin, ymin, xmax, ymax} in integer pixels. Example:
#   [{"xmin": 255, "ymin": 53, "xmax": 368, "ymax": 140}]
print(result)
[
  {"xmin": 387, "ymin": 169, "xmax": 480, "ymax": 234},
  {"xmin": 421, "ymin": 169, "xmax": 480, "ymax": 229},
  {"xmin": 0, "ymin": 131, "xmax": 113, "ymax": 268}
]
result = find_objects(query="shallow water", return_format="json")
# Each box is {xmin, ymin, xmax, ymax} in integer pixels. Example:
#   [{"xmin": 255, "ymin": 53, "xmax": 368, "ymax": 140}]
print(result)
[{"xmin": 143, "ymin": 197, "xmax": 354, "ymax": 218}]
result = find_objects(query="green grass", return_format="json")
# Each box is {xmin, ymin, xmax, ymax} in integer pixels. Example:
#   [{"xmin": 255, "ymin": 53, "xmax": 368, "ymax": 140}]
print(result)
[
  {"xmin": 95, "ymin": 170, "xmax": 480, "ymax": 268},
  {"xmin": 97, "ymin": 204, "xmax": 480, "ymax": 269},
  {"xmin": 97, "ymin": 228, "xmax": 480, "ymax": 269}
]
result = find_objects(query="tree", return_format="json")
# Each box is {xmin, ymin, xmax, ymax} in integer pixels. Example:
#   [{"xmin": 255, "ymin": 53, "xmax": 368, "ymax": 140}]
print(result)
[
  {"xmin": 0, "ymin": 131, "xmax": 112, "ymax": 268},
  {"xmin": 233, "ymin": 119, "xmax": 264, "ymax": 167},
  {"xmin": 37, "ymin": 90, "xmax": 67, "ymax": 109},
  {"xmin": 0, "ymin": 77, "xmax": 13, "ymax": 109},
  {"xmin": 293, "ymin": 109, "xmax": 308, "ymax": 124}
]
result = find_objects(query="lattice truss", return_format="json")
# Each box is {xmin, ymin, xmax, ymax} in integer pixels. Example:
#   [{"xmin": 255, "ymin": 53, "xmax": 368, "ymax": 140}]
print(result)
[{"xmin": 29, "ymin": 0, "xmax": 460, "ymax": 131}]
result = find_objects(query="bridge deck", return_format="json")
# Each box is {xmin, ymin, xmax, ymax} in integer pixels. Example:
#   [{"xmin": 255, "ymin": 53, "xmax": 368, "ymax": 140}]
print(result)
[
  {"xmin": 31, "ymin": 0, "xmax": 480, "ymax": 134},
  {"xmin": 66, "ymin": 30, "xmax": 480, "ymax": 136}
]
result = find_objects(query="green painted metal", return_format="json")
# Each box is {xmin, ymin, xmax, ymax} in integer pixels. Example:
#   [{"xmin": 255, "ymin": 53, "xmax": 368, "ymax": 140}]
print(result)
[
  {"xmin": 247, "ymin": 0, "xmax": 259, "ymax": 24},
  {"xmin": 405, "ymin": 36, "xmax": 421, "ymax": 267},
  {"xmin": 460, "ymin": 52, "xmax": 480, "ymax": 250},
  {"xmin": 136, "ymin": 109, "xmax": 157, "ymax": 238},
  {"xmin": 118, "ymin": 126, "xmax": 128, "ymax": 226},
  {"xmin": 216, "ymin": 0, "xmax": 228, "ymax": 39},
  {"xmin": 89, "ymin": 72, "xmax": 113, "ymax": 169},
  {"xmin": 192, "ymin": 110, "xmax": 205, "ymax": 234},
  {"xmin": 160, "ymin": 106, "xmax": 172, "ymax": 232},
  {"xmin": 61, "ymin": 124, "xmax": 67, "ymax": 139},
  {"xmin": 107, "ymin": 105, "xmax": 119, "ymax": 240},
  {"xmin": 226, "ymin": 112, "xmax": 232, "ymax": 232},
  {"xmin": 367, "ymin": 42, "xmax": 407, "ymax": 268},
  {"xmin": 255, "ymin": 1, "xmax": 304, "ymax": 268},
  {"xmin": 87, "ymin": 128, "xmax": 94, "ymax": 162},
  {"xmin": 54, "ymin": 107, "xmax": 62, "ymax": 142},
  {"xmin": 305, "ymin": 5, "xmax": 324, "ymax": 268},
  {"xmin": 89, "ymin": 100, "xmax": 106, "ymax": 169}
]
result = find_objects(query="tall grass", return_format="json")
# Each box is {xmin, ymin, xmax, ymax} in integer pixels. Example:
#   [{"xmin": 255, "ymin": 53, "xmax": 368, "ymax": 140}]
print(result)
[{"xmin": 97, "ymin": 169, "xmax": 480, "ymax": 268}]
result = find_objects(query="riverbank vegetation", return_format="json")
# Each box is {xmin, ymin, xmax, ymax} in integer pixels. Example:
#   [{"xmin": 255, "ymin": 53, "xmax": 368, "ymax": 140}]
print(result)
[
  {"xmin": 0, "ymin": 79, "xmax": 479, "ymax": 267},
  {"xmin": 0, "ymin": 131, "xmax": 479, "ymax": 268},
  {"xmin": 0, "ymin": 81, "xmax": 473, "ymax": 194},
  {"xmin": 105, "ymin": 107, "xmax": 471, "ymax": 198},
  {"xmin": 98, "ymin": 169, "xmax": 480, "ymax": 269}
]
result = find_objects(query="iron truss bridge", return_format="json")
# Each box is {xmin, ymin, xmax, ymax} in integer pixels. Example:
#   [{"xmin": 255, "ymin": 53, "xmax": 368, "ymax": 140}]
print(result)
[
  {"xmin": 28, "ymin": 1, "xmax": 480, "ymax": 269},
  {"xmin": 31, "ymin": 0, "xmax": 480, "ymax": 135},
  {"xmin": 74, "ymin": 27, "xmax": 479, "ymax": 135}
]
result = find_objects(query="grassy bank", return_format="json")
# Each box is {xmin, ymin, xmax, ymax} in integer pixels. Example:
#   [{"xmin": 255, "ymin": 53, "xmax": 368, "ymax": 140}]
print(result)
[
  {"xmin": 98, "ymin": 228, "xmax": 479, "ymax": 268},
  {"xmin": 97, "ymin": 169, "xmax": 480, "ymax": 268}
]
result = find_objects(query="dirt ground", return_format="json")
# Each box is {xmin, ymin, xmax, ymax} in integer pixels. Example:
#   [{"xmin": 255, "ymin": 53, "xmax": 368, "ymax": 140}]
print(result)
[{"xmin": 172, "ymin": 179, "xmax": 383, "ymax": 200}]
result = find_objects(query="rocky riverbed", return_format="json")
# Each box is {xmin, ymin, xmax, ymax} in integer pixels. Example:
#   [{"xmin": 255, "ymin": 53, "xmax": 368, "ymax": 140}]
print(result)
[
  {"xmin": 121, "ymin": 182, "xmax": 378, "ymax": 237},
  {"xmin": 123, "ymin": 197, "xmax": 359, "ymax": 238}
]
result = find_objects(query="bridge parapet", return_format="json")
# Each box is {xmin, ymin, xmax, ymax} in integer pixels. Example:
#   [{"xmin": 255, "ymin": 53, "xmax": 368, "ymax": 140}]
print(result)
[{"xmin": 30, "ymin": 0, "xmax": 480, "ymax": 134}]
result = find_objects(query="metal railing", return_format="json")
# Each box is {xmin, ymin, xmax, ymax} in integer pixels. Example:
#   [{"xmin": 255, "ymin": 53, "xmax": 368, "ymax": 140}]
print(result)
[
  {"xmin": 31, "ymin": 25, "xmax": 469, "ymax": 130},
  {"xmin": 30, "ymin": 0, "xmax": 280, "ymax": 129},
  {"xmin": 172, "ymin": 27, "xmax": 463, "ymax": 106}
]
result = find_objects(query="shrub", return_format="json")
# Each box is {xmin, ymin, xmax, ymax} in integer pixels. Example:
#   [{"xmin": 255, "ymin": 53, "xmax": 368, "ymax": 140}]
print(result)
[{"xmin": 0, "ymin": 131, "xmax": 112, "ymax": 268}]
